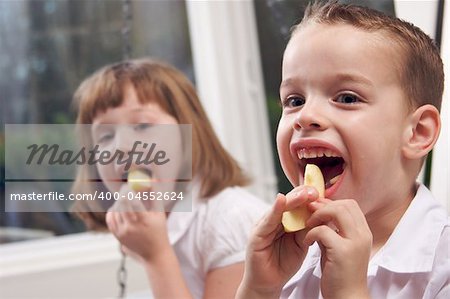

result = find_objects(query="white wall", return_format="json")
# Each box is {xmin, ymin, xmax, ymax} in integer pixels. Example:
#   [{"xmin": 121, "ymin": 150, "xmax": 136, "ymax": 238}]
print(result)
[{"xmin": 186, "ymin": 0, "xmax": 277, "ymax": 202}]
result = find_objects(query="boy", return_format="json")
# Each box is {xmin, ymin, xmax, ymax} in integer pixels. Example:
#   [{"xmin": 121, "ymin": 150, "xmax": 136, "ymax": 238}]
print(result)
[{"xmin": 237, "ymin": 1, "xmax": 449, "ymax": 298}]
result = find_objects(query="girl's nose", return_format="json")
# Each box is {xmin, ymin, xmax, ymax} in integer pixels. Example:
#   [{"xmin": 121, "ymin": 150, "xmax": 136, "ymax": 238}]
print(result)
[
  {"xmin": 292, "ymin": 100, "xmax": 329, "ymax": 131},
  {"xmin": 114, "ymin": 127, "xmax": 136, "ymax": 153},
  {"xmin": 112, "ymin": 126, "xmax": 141, "ymax": 170}
]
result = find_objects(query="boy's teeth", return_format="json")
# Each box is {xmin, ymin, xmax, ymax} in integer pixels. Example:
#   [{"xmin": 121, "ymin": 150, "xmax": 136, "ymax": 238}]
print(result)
[
  {"xmin": 297, "ymin": 148, "xmax": 340, "ymax": 159},
  {"xmin": 306, "ymin": 151, "xmax": 316, "ymax": 158}
]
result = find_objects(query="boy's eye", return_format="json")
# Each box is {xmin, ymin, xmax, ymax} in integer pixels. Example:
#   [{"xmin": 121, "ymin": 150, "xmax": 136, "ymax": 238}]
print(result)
[
  {"xmin": 335, "ymin": 93, "xmax": 360, "ymax": 104},
  {"xmin": 284, "ymin": 96, "xmax": 305, "ymax": 108}
]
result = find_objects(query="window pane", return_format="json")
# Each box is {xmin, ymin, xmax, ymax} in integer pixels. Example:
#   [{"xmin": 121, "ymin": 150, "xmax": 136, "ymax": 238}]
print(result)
[{"xmin": 0, "ymin": 0, "xmax": 193, "ymax": 243}]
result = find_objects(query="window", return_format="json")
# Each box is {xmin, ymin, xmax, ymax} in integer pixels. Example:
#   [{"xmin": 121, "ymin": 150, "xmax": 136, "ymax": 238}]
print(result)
[{"xmin": 1, "ymin": 0, "xmax": 193, "ymax": 243}]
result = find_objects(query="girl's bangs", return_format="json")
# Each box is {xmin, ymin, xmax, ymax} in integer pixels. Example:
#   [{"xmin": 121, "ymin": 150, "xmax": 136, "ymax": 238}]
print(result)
[
  {"xmin": 130, "ymin": 69, "xmax": 176, "ymax": 118},
  {"xmin": 76, "ymin": 69, "xmax": 126, "ymax": 123}
]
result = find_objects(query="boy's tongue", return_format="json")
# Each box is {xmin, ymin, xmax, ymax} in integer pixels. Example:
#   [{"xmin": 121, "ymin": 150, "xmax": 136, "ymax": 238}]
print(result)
[{"xmin": 322, "ymin": 164, "xmax": 343, "ymax": 188}]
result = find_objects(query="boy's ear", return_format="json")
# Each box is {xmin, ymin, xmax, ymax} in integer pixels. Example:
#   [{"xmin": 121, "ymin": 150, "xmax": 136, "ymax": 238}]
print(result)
[{"xmin": 402, "ymin": 104, "xmax": 441, "ymax": 159}]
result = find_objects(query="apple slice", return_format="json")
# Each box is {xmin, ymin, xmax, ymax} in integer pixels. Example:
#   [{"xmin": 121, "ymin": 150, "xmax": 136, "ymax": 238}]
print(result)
[
  {"xmin": 304, "ymin": 164, "xmax": 325, "ymax": 198},
  {"xmin": 127, "ymin": 169, "xmax": 152, "ymax": 192},
  {"xmin": 281, "ymin": 164, "xmax": 325, "ymax": 232}
]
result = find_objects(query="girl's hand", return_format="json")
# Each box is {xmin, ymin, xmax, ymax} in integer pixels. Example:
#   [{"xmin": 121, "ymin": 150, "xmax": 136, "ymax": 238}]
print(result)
[
  {"xmin": 305, "ymin": 198, "xmax": 372, "ymax": 299},
  {"xmin": 236, "ymin": 186, "xmax": 319, "ymax": 299},
  {"xmin": 106, "ymin": 185, "xmax": 170, "ymax": 264},
  {"xmin": 107, "ymin": 186, "xmax": 194, "ymax": 299}
]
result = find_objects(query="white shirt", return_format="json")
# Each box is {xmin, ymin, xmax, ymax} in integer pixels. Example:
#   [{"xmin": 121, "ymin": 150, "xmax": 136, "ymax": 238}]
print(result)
[
  {"xmin": 167, "ymin": 184, "xmax": 269, "ymax": 299},
  {"xmin": 282, "ymin": 184, "xmax": 450, "ymax": 299}
]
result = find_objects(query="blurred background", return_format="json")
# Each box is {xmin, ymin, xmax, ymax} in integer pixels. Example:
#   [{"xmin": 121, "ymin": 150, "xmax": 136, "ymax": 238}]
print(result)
[{"xmin": 0, "ymin": 0, "xmax": 448, "ymax": 298}]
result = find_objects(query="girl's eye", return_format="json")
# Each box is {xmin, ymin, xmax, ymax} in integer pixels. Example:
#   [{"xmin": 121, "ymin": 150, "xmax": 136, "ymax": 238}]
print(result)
[
  {"xmin": 284, "ymin": 96, "xmax": 305, "ymax": 108},
  {"xmin": 97, "ymin": 133, "xmax": 113, "ymax": 144},
  {"xmin": 135, "ymin": 123, "xmax": 151, "ymax": 131},
  {"xmin": 335, "ymin": 93, "xmax": 361, "ymax": 104}
]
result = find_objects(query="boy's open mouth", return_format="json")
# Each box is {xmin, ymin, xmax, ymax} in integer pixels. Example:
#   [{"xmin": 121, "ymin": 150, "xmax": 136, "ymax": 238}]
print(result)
[{"xmin": 297, "ymin": 148, "xmax": 345, "ymax": 189}]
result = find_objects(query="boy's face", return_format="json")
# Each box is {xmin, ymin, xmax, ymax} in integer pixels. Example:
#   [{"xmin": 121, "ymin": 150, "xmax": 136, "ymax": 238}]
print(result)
[{"xmin": 277, "ymin": 23, "xmax": 412, "ymax": 213}]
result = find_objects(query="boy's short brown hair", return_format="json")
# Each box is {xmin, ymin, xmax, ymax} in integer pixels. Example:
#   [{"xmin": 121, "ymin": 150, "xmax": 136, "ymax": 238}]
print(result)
[{"xmin": 292, "ymin": 0, "xmax": 444, "ymax": 111}]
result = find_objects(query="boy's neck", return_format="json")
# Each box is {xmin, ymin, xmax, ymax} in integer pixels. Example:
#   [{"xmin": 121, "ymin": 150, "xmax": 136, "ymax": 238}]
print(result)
[{"xmin": 367, "ymin": 184, "xmax": 417, "ymax": 257}]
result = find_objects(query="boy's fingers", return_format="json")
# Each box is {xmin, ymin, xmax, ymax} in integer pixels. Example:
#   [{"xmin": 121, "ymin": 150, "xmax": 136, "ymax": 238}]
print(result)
[
  {"xmin": 316, "ymin": 197, "xmax": 333, "ymax": 204},
  {"xmin": 307, "ymin": 200, "xmax": 366, "ymax": 238},
  {"xmin": 256, "ymin": 193, "xmax": 286, "ymax": 236},
  {"xmin": 285, "ymin": 186, "xmax": 319, "ymax": 210},
  {"xmin": 268, "ymin": 193, "xmax": 287, "ymax": 226},
  {"xmin": 303, "ymin": 224, "xmax": 341, "ymax": 248},
  {"xmin": 308, "ymin": 197, "xmax": 333, "ymax": 211},
  {"xmin": 254, "ymin": 188, "xmax": 319, "ymax": 238}
]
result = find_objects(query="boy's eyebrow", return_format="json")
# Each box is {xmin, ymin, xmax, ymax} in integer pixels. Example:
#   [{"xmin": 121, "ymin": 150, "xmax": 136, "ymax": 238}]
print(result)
[
  {"xmin": 280, "ymin": 72, "xmax": 374, "ymax": 89},
  {"xmin": 280, "ymin": 78, "xmax": 296, "ymax": 89},
  {"xmin": 333, "ymin": 73, "xmax": 373, "ymax": 86}
]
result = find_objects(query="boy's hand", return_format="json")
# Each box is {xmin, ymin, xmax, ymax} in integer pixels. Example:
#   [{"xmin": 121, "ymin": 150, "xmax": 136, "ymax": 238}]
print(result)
[
  {"xmin": 236, "ymin": 186, "xmax": 319, "ymax": 299},
  {"xmin": 305, "ymin": 198, "xmax": 373, "ymax": 299}
]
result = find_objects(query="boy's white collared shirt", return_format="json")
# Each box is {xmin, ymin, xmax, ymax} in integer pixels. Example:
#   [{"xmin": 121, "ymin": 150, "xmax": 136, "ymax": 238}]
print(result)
[{"xmin": 282, "ymin": 184, "xmax": 450, "ymax": 299}]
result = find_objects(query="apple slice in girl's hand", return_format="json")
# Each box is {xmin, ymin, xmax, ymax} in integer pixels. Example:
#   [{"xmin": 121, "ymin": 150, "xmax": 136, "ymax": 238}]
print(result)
[{"xmin": 127, "ymin": 169, "xmax": 152, "ymax": 192}]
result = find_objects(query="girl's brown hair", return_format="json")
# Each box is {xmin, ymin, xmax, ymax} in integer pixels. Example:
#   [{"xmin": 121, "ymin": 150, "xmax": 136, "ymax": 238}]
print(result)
[{"xmin": 71, "ymin": 58, "xmax": 249, "ymax": 230}]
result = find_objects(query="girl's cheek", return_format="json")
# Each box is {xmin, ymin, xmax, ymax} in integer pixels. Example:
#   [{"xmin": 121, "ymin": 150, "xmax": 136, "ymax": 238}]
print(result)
[{"xmin": 96, "ymin": 167, "xmax": 107, "ymax": 188}]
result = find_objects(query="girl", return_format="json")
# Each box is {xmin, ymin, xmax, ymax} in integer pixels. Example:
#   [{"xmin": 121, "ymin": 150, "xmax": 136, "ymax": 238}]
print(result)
[{"xmin": 71, "ymin": 58, "xmax": 268, "ymax": 299}]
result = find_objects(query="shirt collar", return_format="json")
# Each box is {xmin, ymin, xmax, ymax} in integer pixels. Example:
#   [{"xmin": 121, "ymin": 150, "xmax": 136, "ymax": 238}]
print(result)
[
  {"xmin": 370, "ymin": 184, "xmax": 448, "ymax": 274},
  {"xmin": 284, "ymin": 243, "xmax": 322, "ymax": 288}
]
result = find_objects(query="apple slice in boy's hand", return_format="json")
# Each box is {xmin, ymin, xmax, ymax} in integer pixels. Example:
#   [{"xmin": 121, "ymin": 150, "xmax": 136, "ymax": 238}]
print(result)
[
  {"xmin": 281, "ymin": 164, "xmax": 325, "ymax": 232},
  {"xmin": 127, "ymin": 169, "xmax": 152, "ymax": 192}
]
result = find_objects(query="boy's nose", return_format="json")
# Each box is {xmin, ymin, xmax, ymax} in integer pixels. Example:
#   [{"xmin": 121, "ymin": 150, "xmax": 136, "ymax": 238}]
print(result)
[{"xmin": 292, "ymin": 100, "xmax": 329, "ymax": 131}]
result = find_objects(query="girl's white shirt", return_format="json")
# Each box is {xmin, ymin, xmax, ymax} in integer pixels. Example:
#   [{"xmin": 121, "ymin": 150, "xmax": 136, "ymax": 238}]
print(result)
[
  {"xmin": 282, "ymin": 184, "xmax": 450, "ymax": 299},
  {"xmin": 167, "ymin": 182, "xmax": 269, "ymax": 299}
]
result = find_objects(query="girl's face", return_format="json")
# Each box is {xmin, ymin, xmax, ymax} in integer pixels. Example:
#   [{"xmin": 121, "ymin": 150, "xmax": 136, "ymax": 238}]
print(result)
[{"xmin": 91, "ymin": 84, "xmax": 182, "ymax": 196}]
